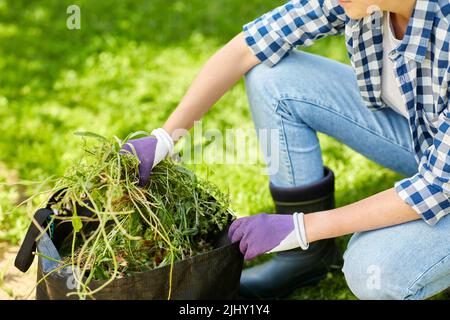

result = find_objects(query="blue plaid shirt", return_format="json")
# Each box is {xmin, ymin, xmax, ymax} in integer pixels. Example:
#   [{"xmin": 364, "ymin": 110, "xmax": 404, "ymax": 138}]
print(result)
[{"xmin": 243, "ymin": 0, "xmax": 450, "ymax": 226}]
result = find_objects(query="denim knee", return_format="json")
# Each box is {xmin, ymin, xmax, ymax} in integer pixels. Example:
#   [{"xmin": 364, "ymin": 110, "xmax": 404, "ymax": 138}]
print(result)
[
  {"xmin": 342, "ymin": 231, "xmax": 422, "ymax": 300},
  {"xmin": 342, "ymin": 232, "xmax": 450, "ymax": 300},
  {"xmin": 244, "ymin": 51, "xmax": 319, "ymax": 124},
  {"xmin": 244, "ymin": 59, "xmax": 281, "ymax": 105},
  {"xmin": 342, "ymin": 239, "xmax": 411, "ymax": 300},
  {"xmin": 244, "ymin": 50, "xmax": 355, "ymax": 118},
  {"xmin": 342, "ymin": 214, "xmax": 450, "ymax": 300}
]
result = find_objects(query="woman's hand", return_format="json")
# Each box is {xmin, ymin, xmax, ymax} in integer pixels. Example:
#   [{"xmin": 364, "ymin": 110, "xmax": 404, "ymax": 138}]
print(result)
[
  {"xmin": 228, "ymin": 213, "xmax": 300, "ymax": 260},
  {"xmin": 121, "ymin": 128, "xmax": 174, "ymax": 186}
]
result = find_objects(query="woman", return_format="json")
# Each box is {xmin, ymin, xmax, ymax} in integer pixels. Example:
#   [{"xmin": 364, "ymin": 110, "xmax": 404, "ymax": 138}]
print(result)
[{"xmin": 123, "ymin": 0, "xmax": 450, "ymax": 299}]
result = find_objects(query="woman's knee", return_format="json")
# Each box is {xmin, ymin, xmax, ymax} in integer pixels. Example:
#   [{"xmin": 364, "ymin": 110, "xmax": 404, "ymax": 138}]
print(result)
[
  {"xmin": 342, "ymin": 229, "xmax": 428, "ymax": 300},
  {"xmin": 342, "ymin": 238, "xmax": 411, "ymax": 300},
  {"xmin": 342, "ymin": 227, "xmax": 450, "ymax": 300},
  {"xmin": 244, "ymin": 62, "xmax": 273, "ymax": 105},
  {"xmin": 343, "ymin": 217, "xmax": 450, "ymax": 300},
  {"xmin": 245, "ymin": 51, "xmax": 323, "ymax": 97},
  {"xmin": 244, "ymin": 51, "xmax": 322, "ymax": 125},
  {"xmin": 244, "ymin": 51, "xmax": 355, "ymax": 118}
]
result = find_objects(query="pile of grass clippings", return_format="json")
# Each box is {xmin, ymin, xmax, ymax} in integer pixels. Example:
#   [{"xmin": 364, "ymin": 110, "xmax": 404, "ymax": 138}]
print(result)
[{"xmin": 40, "ymin": 132, "xmax": 235, "ymax": 299}]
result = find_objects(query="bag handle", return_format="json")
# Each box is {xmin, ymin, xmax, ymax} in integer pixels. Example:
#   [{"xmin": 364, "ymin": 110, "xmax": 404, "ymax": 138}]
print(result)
[
  {"xmin": 14, "ymin": 208, "xmax": 53, "ymax": 272},
  {"xmin": 14, "ymin": 189, "xmax": 67, "ymax": 273}
]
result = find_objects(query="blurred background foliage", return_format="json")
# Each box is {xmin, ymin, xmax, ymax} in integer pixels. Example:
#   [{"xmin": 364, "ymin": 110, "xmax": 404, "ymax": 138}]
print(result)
[{"xmin": 0, "ymin": 0, "xmax": 447, "ymax": 299}]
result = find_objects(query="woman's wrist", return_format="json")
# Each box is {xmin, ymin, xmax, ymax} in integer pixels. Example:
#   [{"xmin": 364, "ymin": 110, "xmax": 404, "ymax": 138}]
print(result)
[
  {"xmin": 303, "ymin": 212, "xmax": 319, "ymax": 244},
  {"xmin": 303, "ymin": 210, "xmax": 336, "ymax": 244}
]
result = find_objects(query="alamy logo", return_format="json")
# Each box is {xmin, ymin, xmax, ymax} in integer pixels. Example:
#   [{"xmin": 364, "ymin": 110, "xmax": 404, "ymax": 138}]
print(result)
[{"xmin": 66, "ymin": 5, "xmax": 81, "ymax": 30}]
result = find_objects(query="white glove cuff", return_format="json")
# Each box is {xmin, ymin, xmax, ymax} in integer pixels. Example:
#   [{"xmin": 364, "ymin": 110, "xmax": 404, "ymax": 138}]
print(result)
[
  {"xmin": 150, "ymin": 128, "xmax": 174, "ymax": 168},
  {"xmin": 293, "ymin": 212, "xmax": 309, "ymax": 250}
]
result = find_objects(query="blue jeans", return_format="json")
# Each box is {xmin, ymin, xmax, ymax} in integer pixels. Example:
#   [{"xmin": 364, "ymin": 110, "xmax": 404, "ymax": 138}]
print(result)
[{"xmin": 245, "ymin": 50, "xmax": 450, "ymax": 300}]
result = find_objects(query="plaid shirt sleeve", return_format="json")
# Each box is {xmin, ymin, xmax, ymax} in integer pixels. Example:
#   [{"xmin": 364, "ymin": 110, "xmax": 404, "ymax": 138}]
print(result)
[
  {"xmin": 394, "ymin": 100, "xmax": 450, "ymax": 226},
  {"xmin": 243, "ymin": 0, "xmax": 346, "ymax": 67}
]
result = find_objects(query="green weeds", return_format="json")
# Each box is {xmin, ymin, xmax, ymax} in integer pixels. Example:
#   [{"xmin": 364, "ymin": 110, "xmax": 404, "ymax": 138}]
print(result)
[{"xmin": 42, "ymin": 132, "xmax": 234, "ymax": 299}]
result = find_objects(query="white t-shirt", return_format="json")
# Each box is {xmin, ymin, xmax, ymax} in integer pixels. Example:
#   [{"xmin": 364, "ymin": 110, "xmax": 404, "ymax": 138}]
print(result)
[{"xmin": 381, "ymin": 12, "xmax": 409, "ymax": 118}]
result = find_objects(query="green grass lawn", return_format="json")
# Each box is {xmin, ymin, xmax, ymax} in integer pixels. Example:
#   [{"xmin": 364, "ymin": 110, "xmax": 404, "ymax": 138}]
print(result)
[{"xmin": 0, "ymin": 0, "xmax": 448, "ymax": 300}]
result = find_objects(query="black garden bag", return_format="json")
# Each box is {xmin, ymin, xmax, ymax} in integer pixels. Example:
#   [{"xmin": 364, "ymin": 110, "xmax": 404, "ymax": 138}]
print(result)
[{"xmin": 15, "ymin": 191, "xmax": 243, "ymax": 300}]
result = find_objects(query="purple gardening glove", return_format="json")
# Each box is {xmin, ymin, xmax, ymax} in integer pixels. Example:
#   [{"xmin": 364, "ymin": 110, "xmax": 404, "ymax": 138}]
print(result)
[
  {"xmin": 121, "ymin": 128, "xmax": 174, "ymax": 187},
  {"xmin": 121, "ymin": 136, "xmax": 158, "ymax": 186},
  {"xmin": 228, "ymin": 213, "xmax": 296, "ymax": 260}
]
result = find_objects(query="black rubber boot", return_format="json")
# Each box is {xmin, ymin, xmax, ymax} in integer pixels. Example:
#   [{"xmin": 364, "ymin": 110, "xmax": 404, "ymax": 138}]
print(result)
[{"xmin": 239, "ymin": 166, "xmax": 341, "ymax": 299}]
